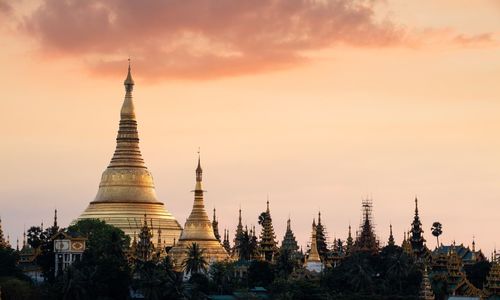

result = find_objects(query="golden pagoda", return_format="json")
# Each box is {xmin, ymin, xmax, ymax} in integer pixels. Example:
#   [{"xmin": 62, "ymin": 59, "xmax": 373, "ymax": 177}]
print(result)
[
  {"xmin": 305, "ymin": 219, "xmax": 323, "ymax": 272},
  {"xmin": 169, "ymin": 155, "xmax": 229, "ymax": 269},
  {"xmin": 77, "ymin": 62, "xmax": 182, "ymax": 246}
]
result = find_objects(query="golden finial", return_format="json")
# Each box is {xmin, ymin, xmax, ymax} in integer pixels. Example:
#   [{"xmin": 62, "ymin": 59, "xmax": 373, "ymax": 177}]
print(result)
[{"xmin": 124, "ymin": 58, "xmax": 135, "ymax": 92}]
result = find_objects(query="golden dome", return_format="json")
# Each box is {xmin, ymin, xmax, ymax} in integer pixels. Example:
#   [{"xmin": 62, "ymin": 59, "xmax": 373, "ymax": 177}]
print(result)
[{"xmin": 77, "ymin": 61, "xmax": 182, "ymax": 246}]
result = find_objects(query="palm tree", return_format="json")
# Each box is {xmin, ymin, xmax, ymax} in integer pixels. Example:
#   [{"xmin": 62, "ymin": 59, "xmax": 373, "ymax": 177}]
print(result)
[
  {"xmin": 182, "ymin": 243, "xmax": 208, "ymax": 275},
  {"xmin": 431, "ymin": 222, "xmax": 443, "ymax": 248},
  {"xmin": 258, "ymin": 212, "xmax": 268, "ymax": 225}
]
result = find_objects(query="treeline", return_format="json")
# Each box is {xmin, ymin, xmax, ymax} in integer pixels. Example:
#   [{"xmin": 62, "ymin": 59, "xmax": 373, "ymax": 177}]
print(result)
[{"xmin": 0, "ymin": 219, "xmax": 493, "ymax": 300}]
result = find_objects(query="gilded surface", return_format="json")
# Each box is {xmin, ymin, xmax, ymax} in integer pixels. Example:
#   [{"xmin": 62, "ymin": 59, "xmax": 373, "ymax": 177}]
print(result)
[
  {"xmin": 77, "ymin": 64, "xmax": 182, "ymax": 246},
  {"xmin": 170, "ymin": 158, "xmax": 229, "ymax": 269}
]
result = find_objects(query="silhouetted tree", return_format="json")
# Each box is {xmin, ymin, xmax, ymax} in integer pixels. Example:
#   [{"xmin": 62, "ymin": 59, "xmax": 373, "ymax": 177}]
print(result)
[
  {"xmin": 182, "ymin": 242, "xmax": 208, "ymax": 275},
  {"xmin": 61, "ymin": 220, "xmax": 132, "ymax": 300},
  {"xmin": 431, "ymin": 222, "xmax": 443, "ymax": 247},
  {"xmin": 248, "ymin": 260, "xmax": 274, "ymax": 288}
]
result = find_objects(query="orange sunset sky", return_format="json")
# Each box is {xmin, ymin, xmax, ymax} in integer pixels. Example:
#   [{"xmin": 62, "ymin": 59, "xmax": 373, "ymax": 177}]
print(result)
[{"xmin": 1, "ymin": 0, "xmax": 499, "ymax": 254}]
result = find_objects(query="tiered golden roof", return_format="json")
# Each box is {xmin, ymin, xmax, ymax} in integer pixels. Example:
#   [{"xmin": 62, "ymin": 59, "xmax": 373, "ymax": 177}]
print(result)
[
  {"xmin": 77, "ymin": 62, "xmax": 182, "ymax": 245},
  {"xmin": 169, "ymin": 155, "xmax": 229, "ymax": 269},
  {"xmin": 419, "ymin": 267, "xmax": 435, "ymax": 300},
  {"xmin": 307, "ymin": 219, "xmax": 321, "ymax": 263},
  {"xmin": 484, "ymin": 258, "xmax": 500, "ymax": 297}
]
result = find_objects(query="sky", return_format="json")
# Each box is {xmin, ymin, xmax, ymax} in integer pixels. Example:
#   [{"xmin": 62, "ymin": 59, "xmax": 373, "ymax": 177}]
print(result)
[{"xmin": 0, "ymin": 0, "xmax": 499, "ymax": 255}]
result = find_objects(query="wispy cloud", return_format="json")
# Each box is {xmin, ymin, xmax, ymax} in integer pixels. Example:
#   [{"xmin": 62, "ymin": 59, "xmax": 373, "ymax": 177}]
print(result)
[
  {"xmin": 20, "ymin": 0, "xmax": 403, "ymax": 79},
  {"xmin": 6, "ymin": 0, "xmax": 498, "ymax": 80}
]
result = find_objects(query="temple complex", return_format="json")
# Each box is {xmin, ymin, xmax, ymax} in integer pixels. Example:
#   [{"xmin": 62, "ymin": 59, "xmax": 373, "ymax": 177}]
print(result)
[
  {"xmin": 169, "ymin": 155, "xmax": 229, "ymax": 269},
  {"xmin": 77, "ymin": 63, "xmax": 182, "ymax": 246}
]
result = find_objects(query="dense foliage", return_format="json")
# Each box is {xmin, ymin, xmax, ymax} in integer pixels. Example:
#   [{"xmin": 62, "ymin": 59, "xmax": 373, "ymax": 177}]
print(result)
[{"xmin": 1, "ymin": 220, "xmax": 496, "ymax": 300}]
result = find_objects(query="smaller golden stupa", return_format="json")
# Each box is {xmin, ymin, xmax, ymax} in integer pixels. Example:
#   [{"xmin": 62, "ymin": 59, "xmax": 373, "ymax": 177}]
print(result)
[
  {"xmin": 170, "ymin": 155, "xmax": 229, "ymax": 269},
  {"xmin": 305, "ymin": 219, "xmax": 323, "ymax": 272}
]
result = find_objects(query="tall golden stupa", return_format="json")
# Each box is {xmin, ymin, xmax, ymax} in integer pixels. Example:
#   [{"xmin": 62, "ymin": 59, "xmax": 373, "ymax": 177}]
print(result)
[
  {"xmin": 77, "ymin": 62, "xmax": 182, "ymax": 246},
  {"xmin": 170, "ymin": 155, "xmax": 229, "ymax": 269}
]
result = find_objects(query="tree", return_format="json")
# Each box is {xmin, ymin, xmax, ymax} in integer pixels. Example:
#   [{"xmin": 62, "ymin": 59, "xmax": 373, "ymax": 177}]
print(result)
[
  {"xmin": 248, "ymin": 260, "xmax": 274, "ymax": 288},
  {"xmin": 0, "ymin": 277, "xmax": 34, "ymax": 300},
  {"xmin": 258, "ymin": 212, "xmax": 267, "ymax": 226},
  {"xmin": 26, "ymin": 226, "xmax": 47, "ymax": 249},
  {"xmin": 27, "ymin": 225, "xmax": 57, "ymax": 282},
  {"xmin": 275, "ymin": 248, "xmax": 298, "ymax": 279},
  {"xmin": 236, "ymin": 229, "xmax": 259, "ymax": 261},
  {"xmin": 182, "ymin": 243, "xmax": 208, "ymax": 275},
  {"xmin": 0, "ymin": 247, "xmax": 22, "ymax": 278},
  {"xmin": 209, "ymin": 261, "xmax": 238, "ymax": 295},
  {"xmin": 60, "ymin": 219, "xmax": 132, "ymax": 300},
  {"xmin": 67, "ymin": 219, "xmax": 130, "ymax": 251},
  {"xmin": 431, "ymin": 222, "xmax": 442, "ymax": 247}
]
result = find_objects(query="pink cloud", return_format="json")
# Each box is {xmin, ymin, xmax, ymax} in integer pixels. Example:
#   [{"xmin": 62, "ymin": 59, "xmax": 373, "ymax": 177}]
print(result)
[
  {"xmin": 21, "ymin": 0, "xmax": 403, "ymax": 79},
  {"xmin": 0, "ymin": 0, "xmax": 13, "ymax": 25},
  {"xmin": 16, "ymin": 0, "xmax": 498, "ymax": 80}
]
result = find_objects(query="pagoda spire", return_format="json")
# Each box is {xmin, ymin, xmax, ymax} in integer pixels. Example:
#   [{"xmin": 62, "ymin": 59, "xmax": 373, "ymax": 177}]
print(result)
[
  {"xmin": 388, "ymin": 224, "xmax": 395, "ymax": 247},
  {"xmin": 316, "ymin": 211, "xmax": 328, "ymax": 260},
  {"xmin": 157, "ymin": 228, "xmax": 162, "ymax": 250},
  {"xmin": 233, "ymin": 208, "xmax": 244, "ymax": 256},
  {"xmin": 346, "ymin": 224, "xmax": 353, "ymax": 255},
  {"xmin": 0, "ymin": 217, "xmax": 6, "ymax": 249},
  {"xmin": 259, "ymin": 200, "xmax": 277, "ymax": 261},
  {"xmin": 180, "ymin": 154, "xmax": 212, "ymax": 231},
  {"xmin": 281, "ymin": 217, "xmax": 299, "ymax": 253},
  {"xmin": 54, "ymin": 209, "xmax": 58, "ymax": 228},
  {"xmin": 195, "ymin": 150, "xmax": 203, "ymax": 189},
  {"xmin": 223, "ymin": 229, "xmax": 231, "ymax": 253},
  {"xmin": 135, "ymin": 213, "xmax": 155, "ymax": 261},
  {"xmin": 169, "ymin": 153, "xmax": 228, "ymax": 268},
  {"xmin": 212, "ymin": 208, "xmax": 221, "ymax": 242},
  {"xmin": 305, "ymin": 219, "xmax": 323, "ymax": 272},
  {"xmin": 308, "ymin": 220, "xmax": 321, "ymax": 262},
  {"xmin": 354, "ymin": 199, "xmax": 379, "ymax": 253},
  {"xmin": 106, "ymin": 59, "xmax": 146, "ymax": 170},
  {"xmin": 410, "ymin": 197, "xmax": 426, "ymax": 258}
]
